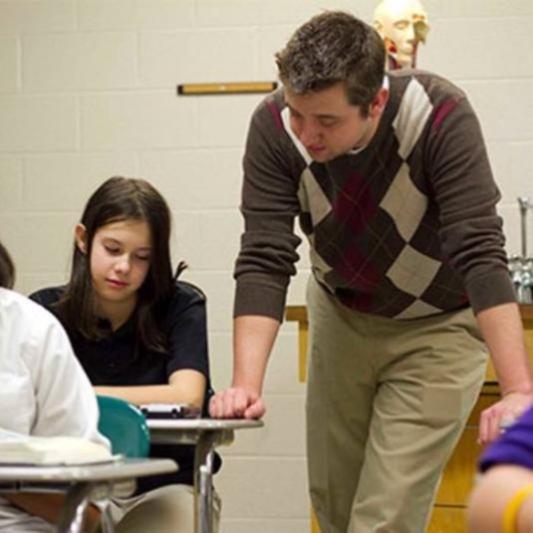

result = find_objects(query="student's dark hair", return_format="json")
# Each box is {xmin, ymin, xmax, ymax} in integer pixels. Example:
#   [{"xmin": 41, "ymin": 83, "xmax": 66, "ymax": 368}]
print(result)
[
  {"xmin": 58, "ymin": 176, "xmax": 177, "ymax": 353},
  {"xmin": 0, "ymin": 241, "xmax": 15, "ymax": 289},
  {"xmin": 276, "ymin": 11, "xmax": 385, "ymax": 116}
]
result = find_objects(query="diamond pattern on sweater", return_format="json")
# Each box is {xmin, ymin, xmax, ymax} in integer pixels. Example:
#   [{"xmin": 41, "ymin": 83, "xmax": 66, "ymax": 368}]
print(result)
[
  {"xmin": 298, "ymin": 167, "xmax": 332, "ymax": 227},
  {"xmin": 380, "ymin": 162, "xmax": 428, "ymax": 241},
  {"xmin": 386, "ymin": 244, "xmax": 441, "ymax": 298},
  {"xmin": 393, "ymin": 77, "xmax": 433, "ymax": 159},
  {"xmin": 395, "ymin": 299, "xmax": 441, "ymax": 319}
]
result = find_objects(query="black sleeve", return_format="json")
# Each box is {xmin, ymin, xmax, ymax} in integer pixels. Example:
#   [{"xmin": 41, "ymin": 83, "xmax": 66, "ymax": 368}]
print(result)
[
  {"xmin": 164, "ymin": 284, "xmax": 209, "ymax": 380},
  {"xmin": 28, "ymin": 288, "xmax": 49, "ymax": 307},
  {"xmin": 28, "ymin": 287, "xmax": 63, "ymax": 314}
]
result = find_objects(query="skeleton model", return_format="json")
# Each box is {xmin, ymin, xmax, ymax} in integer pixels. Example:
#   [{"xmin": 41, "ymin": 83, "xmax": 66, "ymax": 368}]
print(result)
[{"xmin": 373, "ymin": 0, "xmax": 430, "ymax": 70}]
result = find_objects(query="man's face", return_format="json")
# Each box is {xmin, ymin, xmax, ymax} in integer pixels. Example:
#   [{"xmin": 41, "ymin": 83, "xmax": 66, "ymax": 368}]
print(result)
[{"xmin": 285, "ymin": 82, "xmax": 387, "ymax": 163}]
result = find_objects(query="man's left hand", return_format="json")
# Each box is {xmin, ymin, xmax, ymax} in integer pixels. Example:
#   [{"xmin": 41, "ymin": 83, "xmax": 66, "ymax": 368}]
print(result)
[{"xmin": 478, "ymin": 391, "xmax": 533, "ymax": 444}]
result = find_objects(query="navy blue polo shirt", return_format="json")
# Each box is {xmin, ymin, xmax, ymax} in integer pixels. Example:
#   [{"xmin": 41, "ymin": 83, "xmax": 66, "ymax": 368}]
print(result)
[{"xmin": 30, "ymin": 281, "xmax": 220, "ymax": 491}]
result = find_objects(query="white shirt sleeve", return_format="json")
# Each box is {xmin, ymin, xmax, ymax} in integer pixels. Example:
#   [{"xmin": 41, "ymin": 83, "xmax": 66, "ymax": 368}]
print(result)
[{"xmin": 0, "ymin": 288, "xmax": 109, "ymax": 449}]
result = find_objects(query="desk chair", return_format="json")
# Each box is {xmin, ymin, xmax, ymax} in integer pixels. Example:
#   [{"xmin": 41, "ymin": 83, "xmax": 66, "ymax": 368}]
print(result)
[
  {"xmin": 97, "ymin": 395, "xmax": 150, "ymax": 458},
  {"xmin": 96, "ymin": 395, "xmax": 151, "ymax": 533}
]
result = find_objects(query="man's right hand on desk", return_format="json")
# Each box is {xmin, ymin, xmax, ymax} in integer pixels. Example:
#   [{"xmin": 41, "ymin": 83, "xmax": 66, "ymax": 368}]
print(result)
[{"xmin": 209, "ymin": 387, "xmax": 266, "ymax": 419}]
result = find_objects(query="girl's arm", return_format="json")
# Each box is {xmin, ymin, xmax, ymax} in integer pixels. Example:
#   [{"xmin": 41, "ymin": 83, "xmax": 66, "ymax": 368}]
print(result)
[
  {"xmin": 97, "ymin": 286, "xmax": 210, "ymax": 409},
  {"xmin": 94, "ymin": 368, "xmax": 206, "ymax": 408}
]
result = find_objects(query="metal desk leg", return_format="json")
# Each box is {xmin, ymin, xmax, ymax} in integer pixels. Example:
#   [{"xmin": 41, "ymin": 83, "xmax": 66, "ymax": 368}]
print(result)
[
  {"xmin": 200, "ymin": 450, "xmax": 214, "ymax": 532},
  {"xmin": 100, "ymin": 503, "xmax": 116, "ymax": 533},
  {"xmin": 194, "ymin": 432, "xmax": 217, "ymax": 533},
  {"xmin": 57, "ymin": 482, "xmax": 95, "ymax": 533}
]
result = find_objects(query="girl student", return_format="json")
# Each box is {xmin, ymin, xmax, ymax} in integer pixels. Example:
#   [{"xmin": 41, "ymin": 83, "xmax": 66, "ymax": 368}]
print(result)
[
  {"xmin": 0, "ymin": 240, "xmax": 108, "ymax": 532},
  {"xmin": 30, "ymin": 177, "xmax": 220, "ymax": 533}
]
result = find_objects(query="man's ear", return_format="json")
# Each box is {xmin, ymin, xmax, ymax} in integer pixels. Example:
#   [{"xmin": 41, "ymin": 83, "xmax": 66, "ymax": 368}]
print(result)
[
  {"xmin": 74, "ymin": 224, "xmax": 88, "ymax": 254},
  {"xmin": 370, "ymin": 87, "xmax": 389, "ymax": 119}
]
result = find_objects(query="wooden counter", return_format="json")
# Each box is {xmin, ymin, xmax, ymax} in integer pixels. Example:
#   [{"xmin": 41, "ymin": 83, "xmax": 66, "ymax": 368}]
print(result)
[
  {"xmin": 285, "ymin": 304, "xmax": 533, "ymax": 533},
  {"xmin": 428, "ymin": 304, "xmax": 533, "ymax": 532}
]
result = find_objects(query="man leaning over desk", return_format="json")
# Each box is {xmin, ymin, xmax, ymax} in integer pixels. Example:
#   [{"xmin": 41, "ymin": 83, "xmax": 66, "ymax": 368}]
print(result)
[{"xmin": 209, "ymin": 10, "xmax": 533, "ymax": 533}]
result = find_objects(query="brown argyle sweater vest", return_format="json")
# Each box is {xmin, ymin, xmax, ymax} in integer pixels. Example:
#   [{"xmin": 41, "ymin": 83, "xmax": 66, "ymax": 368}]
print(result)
[{"xmin": 234, "ymin": 70, "xmax": 515, "ymax": 322}]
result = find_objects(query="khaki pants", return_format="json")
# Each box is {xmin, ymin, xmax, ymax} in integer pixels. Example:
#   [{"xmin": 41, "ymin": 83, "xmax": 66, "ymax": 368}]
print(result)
[
  {"xmin": 104, "ymin": 484, "xmax": 221, "ymax": 533},
  {"xmin": 306, "ymin": 276, "xmax": 488, "ymax": 533}
]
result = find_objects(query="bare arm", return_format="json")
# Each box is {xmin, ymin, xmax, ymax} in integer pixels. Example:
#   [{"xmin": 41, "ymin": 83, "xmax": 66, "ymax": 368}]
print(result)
[
  {"xmin": 232, "ymin": 315, "xmax": 280, "ymax": 392},
  {"xmin": 94, "ymin": 369, "xmax": 206, "ymax": 409},
  {"xmin": 468, "ymin": 465, "xmax": 533, "ymax": 533},
  {"xmin": 209, "ymin": 315, "xmax": 280, "ymax": 419},
  {"xmin": 477, "ymin": 303, "xmax": 533, "ymax": 443}
]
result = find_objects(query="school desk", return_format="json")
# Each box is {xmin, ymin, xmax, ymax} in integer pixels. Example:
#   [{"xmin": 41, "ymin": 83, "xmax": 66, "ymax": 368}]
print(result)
[
  {"xmin": 147, "ymin": 418, "xmax": 263, "ymax": 533},
  {"xmin": 0, "ymin": 457, "xmax": 177, "ymax": 533}
]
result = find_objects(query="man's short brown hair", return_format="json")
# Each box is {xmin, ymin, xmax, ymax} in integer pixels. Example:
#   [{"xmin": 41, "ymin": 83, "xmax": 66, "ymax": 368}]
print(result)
[{"xmin": 276, "ymin": 11, "xmax": 385, "ymax": 114}]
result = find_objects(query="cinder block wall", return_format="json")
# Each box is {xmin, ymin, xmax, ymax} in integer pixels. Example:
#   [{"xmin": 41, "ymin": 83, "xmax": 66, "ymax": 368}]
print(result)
[{"xmin": 1, "ymin": 2, "xmax": 532, "ymax": 532}]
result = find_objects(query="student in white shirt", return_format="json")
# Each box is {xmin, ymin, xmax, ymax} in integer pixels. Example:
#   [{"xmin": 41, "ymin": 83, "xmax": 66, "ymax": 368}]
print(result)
[{"xmin": 0, "ymin": 241, "xmax": 108, "ymax": 532}]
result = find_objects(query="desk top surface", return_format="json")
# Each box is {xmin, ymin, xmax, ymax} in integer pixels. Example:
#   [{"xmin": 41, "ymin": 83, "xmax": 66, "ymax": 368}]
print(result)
[
  {"xmin": 147, "ymin": 418, "xmax": 263, "ymax": 431},
  {"xmin": 0, "ymin": 458, "xmax": 177, "ymax": 483},
  {"xmin": 147, "ymin": 418, "xmax": 263, "ymax": 447}
]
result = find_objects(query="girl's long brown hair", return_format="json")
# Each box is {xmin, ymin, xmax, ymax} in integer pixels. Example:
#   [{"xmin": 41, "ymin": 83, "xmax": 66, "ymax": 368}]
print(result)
[
  {"xmin": 57, "ymin": 177, "xmax": 175, "ymax": 353},
  {"xmin": 0, "ymin": 241, "xmax": 15, "ymax": 289}
]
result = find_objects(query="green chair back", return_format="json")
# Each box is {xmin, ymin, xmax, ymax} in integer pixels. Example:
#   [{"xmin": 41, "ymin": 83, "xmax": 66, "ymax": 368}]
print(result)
[{"xmin": 96, "ymin": 395, "xmax": 150, "ymax": 458}]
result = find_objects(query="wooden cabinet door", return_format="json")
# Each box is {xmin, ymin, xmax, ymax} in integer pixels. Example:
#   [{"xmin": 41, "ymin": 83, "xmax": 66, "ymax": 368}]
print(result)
[{"xmin": 427, "ymin": 507, "xmax": 468, "ymax": 533}]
